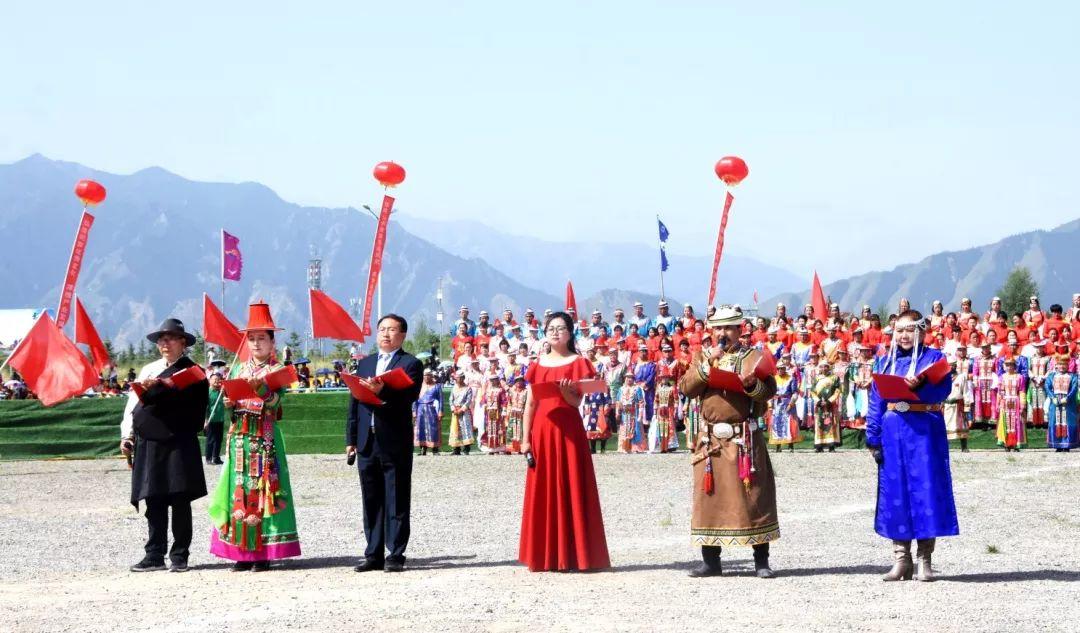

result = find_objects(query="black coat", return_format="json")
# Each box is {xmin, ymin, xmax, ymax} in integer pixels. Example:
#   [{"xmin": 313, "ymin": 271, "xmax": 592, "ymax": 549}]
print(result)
[
  {"xmin": 346, "ymin": 351, "xmax": 424, "ymax": 457},
  {"xmin": 130, "ymin": 356, "xmax": 209, "ymax": 507}
]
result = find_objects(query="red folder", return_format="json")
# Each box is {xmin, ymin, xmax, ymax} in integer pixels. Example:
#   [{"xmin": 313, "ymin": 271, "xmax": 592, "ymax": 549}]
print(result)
[
  {"xmin": 169, "ymin": 365, "xmax": 207, "ymax": 390},
  {"xmin": 872, "ymin": 374, "xmax": 919, "ymax": 401},
  {"xmin": 708, "ymin": 368, "xmax": 746, "ymax": 393},
  {"xmin": 222, "ymin": 379, "xmax": 262, "ymax": 402},
  {"xmin": 920, "ymin": 357, "xmax": 951, "ymax": 384},
  {"xmin": 531, "ymin": 379, "xmax": 608, "ymax": 400},
  {"xmin": 753, "ymin": 351, "xmax": 777, "ymax": 380},
  {"xmin": 373, "ymin": 367, "xmax": 415, "ymax": 390},
  {"xmin": 578, "ymin": 379, "xmax": 608, "ymax": 394},
  {"xmin": 264, "ymin": 365, "xmax": 298, "ymax": 391},
  {"xmin": 341, "ymin": 372, "xmax": 385, "ymax": 405}
]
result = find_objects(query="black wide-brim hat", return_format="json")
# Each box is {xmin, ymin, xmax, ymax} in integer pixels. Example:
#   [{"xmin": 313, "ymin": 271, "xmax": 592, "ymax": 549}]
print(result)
[{"xmin": 146, "ymin": 318, "xmax": 197, "ymax": 347}]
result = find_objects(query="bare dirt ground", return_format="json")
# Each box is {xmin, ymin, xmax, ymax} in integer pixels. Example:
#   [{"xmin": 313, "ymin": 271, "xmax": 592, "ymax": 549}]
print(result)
[{"xmin": 1, "ymin": 450, "xmax": 1078, "ymax": 632}]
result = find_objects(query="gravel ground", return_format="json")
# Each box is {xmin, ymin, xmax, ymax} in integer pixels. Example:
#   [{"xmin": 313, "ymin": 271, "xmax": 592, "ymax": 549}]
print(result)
[{"xmin": 1, "ymin": 449, "xmax": 1078, "ymax": 632}]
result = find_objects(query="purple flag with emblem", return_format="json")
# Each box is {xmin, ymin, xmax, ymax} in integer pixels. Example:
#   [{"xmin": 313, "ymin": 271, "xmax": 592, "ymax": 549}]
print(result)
[{"xmin": 222, "ymin": 229, "xmax": 242, "ymax": 281}]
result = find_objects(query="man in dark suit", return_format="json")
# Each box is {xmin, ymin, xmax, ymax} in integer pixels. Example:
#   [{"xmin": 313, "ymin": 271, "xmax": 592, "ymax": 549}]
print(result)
[{"xmin": 346, "ymin": 314, "xmax": 424, "ymax": 572}]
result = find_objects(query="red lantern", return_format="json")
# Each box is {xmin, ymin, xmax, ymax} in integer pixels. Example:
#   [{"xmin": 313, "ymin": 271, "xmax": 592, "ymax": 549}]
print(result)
[
  {"xmin": 714, "ymin": 156, "xmax": 749, "ymax": 187},
  {"xmin": 74, "ymin": 179, "xmax": 107, "ymax": 206},
  {"xmin": 373, "ymin": 161, "xmax": 406, "ymax": 188}
]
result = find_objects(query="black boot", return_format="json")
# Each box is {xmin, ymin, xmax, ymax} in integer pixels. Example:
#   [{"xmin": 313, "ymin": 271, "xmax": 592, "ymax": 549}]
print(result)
[
  {"xmin": 688, "ymin": 545, "xmax": 722, "ymax": 577},
  {"xmin": 960, "ymin": 438, "xmax": 969, "ymax": 453},
  {"xmin": 421, "ymin": 447, "xmax": 428, "ymax": 456},
  {"xmin": 815, "ymin": 446, "xmax": 824, "ymax": 453},
  {"xmin": 828, "ymin": 445, "xmax": 836, "ymax": 453},
  {"xmin": 753, "ymin": 543, "xmax": 775, "ymax": 578},
  {"xmin": 590, "ymin": 440, "xmax": 597, "ymax": 454},
  {"xmin": 775, "ymin": 444, "xmax": 782, "ymax": 454},
  {"xmin": 789, "ymin": 445, "xmax": 795, "ymax": 453},
  {"xmin": 600, "ymin": 440, "xmax": 608, "ymax": 453},
  {"xmin": 452, "ymin": 447, "xmax": 461, "ymax": 455},
  {"xmin": 464, "ymin": 445, "xmax": 471, "ymax": 455}
]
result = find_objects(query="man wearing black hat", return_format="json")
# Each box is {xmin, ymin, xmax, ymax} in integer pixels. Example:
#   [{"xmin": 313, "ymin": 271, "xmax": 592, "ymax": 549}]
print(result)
[{"xmin": 120, "ymin": 318, "xmax": 209, "ymax": 572}]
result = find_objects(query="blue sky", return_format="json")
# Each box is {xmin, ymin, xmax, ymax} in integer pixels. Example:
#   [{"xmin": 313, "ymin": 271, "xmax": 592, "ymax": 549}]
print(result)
[{"xmin": 2, "ymin": 2, "xmax": 1077, "ymax": 282}]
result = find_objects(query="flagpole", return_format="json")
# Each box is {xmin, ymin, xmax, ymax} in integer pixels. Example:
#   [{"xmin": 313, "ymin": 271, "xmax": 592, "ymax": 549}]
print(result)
[
  {"xmin": 205, "ymin": 337, "xmax": 248, "ymax": 422},
  {"xmin": 220, "ymin": 229, "xmax": 227, "ymax": 356},
  {"xmin": 657, "ymin": 214, "xmax": 666, "ymax": 302}
]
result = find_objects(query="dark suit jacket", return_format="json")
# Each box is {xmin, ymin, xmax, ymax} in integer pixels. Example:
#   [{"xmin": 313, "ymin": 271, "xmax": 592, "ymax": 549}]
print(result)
[{"xmin": 346, "ymin": 350, "xmax": 424, "ymax": 457}]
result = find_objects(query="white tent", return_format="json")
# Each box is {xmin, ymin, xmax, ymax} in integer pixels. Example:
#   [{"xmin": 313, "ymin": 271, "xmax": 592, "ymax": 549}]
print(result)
[{"xmin": 0, "ymin": 309, "xmax": 44, "ymax": 348}]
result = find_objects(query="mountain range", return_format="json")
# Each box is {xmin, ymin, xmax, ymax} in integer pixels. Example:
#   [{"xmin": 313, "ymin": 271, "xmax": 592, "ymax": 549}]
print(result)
[
  {"xmin": 395, "ymin": 214, "xmax": 804, "ymax": 306},
  {"xmin": 0, "ymin": 156, "xmax": 675, "ymax": 346},
  {"xmin": 765, "ymin": 220, "xmax": 1080, "ymax": 314}
]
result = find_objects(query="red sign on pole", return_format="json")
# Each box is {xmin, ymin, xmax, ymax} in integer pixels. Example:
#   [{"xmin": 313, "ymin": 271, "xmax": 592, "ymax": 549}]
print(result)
[
  {"xmin": 707, "ymin": 192, "xmax": 734, "ymax": 307},
  {"xmin": 361, "ymin": 194, "xmax": 394, "ymax": 336},
  {"xmin": 56, "ymin": 210, "xmax": 95, "ymax": 328}
]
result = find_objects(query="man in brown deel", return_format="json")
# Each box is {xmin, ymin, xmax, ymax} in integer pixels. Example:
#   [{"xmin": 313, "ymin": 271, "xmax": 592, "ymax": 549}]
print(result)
[{"xmin": 679, "ymin": 305, "xmax": 780, "ymax": 578}]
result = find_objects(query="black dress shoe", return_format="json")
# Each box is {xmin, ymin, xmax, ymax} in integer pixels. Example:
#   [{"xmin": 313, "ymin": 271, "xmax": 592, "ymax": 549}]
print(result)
[
  {"xmin": 354, "ymin": 558, "xmax": 384, "ymax": 572},
  {"xmin": 252, "ymin": 562, "xmax": 271, "ymax": 572},
  {"xmin": 169, "ymin": 560, "xmax": 189, "ymax": 573},
  {"xmin": 384, "ymin": 560, "xmax": 405, "ymax": 573},
  {"xmin": 687, "ymin": 563, "xmax": 722, "ymax": 578},
  {"xmin": 231, "ymin": 562, "xmax": 254, "ymax": 572},
  {"xmin": 213, "ymin": 459, "xmax": 224, "ymax": 465},
  {"xmin": 130, "ymin": 558, "xmax": 167, "ymax": 572}
]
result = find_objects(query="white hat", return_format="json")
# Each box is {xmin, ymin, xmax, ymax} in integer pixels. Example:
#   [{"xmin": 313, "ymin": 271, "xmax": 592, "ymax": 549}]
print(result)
[
  {"xmin": 777, "ymin": 302, "xmax": 786, "ymax": 308},
  {"xmin": 658, "ymin": 300, "xmax": 669, "ymax": 307},
  {"xmin": 706, "ymin": 305, "xmax": 744, "ymax": 328},
  {"xmin": 459, "ymin": 305, "xmax": 469, "ymax": 311},
  {"xmin": 633, "ymin": 301, "xmax": 643, "ymax": 307}
]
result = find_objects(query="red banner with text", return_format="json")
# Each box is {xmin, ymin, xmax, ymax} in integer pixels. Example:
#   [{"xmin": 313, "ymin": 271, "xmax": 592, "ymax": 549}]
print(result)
[
  {"xmin": 707, "ymin": 192, "xmax": 734, "ymax": 307},
  {"xmin": 361, "ymin": 195, "xmax": 394, "ymax": 336},
  {"xmin": 56, "ymin": 211, "xmax": 95, "ymax": 328}
]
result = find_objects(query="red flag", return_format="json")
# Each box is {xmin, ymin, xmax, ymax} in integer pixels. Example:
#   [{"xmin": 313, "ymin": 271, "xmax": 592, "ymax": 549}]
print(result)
[
  {"xmin": 310, "ymin": 289, "xmax": 365, "ymax": 342},
  {"xmin": 565, "ymin": 281, "xmax": 578, "ymax": 316},
  {"xmin": 7, "ymin": 312, "xmax": 99, "ymax": 406},
  {"xmin": 202, "ymin": 294, "xmax": 250, "ymax": 360},
  {"xmin": 361, "ymin": 195, "xmax": 394, "ymax": 336},
  {"xmin": 811, "ymin": 271, "xmax": 828, "ymax": 323},
  {"xmin": 707, "ymin": 192, "xmax": 735, "ymax": 306},
  {"xmin": 56, "ymin": 211, "xmax": 96, "ymax": 328},
  {"xmin": 73, "ymin": 296, "xmax": 110, "ymax": 374}
]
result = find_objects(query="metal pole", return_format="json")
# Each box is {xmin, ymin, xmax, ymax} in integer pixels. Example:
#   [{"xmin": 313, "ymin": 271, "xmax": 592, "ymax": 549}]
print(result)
[{"xmin": 657, "ymin": 214, "xmax": 666, "ymax": 301}]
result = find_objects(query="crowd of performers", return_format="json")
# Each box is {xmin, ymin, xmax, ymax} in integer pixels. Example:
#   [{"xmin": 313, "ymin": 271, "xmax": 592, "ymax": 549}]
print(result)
[{"xmin": 425, "ymin": 294, "xmax": 1080, "ymax": 455}]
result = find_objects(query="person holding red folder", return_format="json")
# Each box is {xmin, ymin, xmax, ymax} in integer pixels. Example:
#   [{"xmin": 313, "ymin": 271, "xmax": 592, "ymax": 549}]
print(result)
[
  {"xmin": 346, "ymin": 314, "xmax": 424, "ymax": 573},
  {"xmin": 518, "ymin": 311, "xmax": 610, "ymax": 572},
  {"xmin": 207, "ymin": 301, "xmax": 302, "ymax": 571},
  {"xmin": 866, "ymin": 310, "xmax": 959, "ymax": 582},
  {"xmin": 121, "ymin": 318, "xmax": 209, "ymax": 573}
]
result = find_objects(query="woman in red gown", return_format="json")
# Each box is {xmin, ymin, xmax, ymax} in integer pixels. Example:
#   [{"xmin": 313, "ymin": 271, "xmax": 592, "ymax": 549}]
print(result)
[{"xmin": 519, "ymin": 311, "xmax": 611, "ymax": 572}]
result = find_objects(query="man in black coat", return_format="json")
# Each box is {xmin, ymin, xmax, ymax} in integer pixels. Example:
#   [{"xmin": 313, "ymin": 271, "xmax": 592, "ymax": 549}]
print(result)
[
  {"xmin": 120, "ymin": 319, "xmax": 209, "ymax": 573},
  {"xmin": 346, "ymin": 314, "xmax": 424, "ymax": 572}
]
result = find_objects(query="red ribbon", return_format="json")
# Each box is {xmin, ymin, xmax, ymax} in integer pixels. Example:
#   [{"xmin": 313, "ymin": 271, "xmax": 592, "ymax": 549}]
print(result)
[
  {"xmin": 55, "ymin": 210, "xmax": 95, "ymax": 328},
  {"xmin": 707, "ymin": 192, "xmax": 734, "ymax": 306},
  {"xmin": 361, "ymin": 194, "xmax": 394, "ymax": 336}
]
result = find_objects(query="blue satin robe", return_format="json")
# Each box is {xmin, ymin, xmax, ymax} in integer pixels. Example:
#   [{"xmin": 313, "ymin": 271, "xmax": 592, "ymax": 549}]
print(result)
[{"xmin": 866, "ymin": 347, "xmax": 960, "ymax": 540}]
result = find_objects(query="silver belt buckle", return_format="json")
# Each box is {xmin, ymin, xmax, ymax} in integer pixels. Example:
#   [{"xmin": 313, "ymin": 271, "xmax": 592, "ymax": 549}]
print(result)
[
  {"xmin": 711, "ymin": 422, "xmax": 735, "ymax": 439},
  {"xmin": 895, "ymin": 401, "xmax": 910, "ymax": 413}
]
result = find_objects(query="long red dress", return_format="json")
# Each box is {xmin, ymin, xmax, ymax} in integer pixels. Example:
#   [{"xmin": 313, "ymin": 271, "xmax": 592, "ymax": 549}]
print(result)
[{"xmin": 519, "ymin": 356, "xmax": 611, "ymax": 571}]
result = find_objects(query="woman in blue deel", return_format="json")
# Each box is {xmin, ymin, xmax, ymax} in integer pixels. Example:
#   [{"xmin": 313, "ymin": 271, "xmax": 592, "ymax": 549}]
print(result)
[{"xmin": 866, "ymin": 310, "xmax": 959, "ymax": 582}]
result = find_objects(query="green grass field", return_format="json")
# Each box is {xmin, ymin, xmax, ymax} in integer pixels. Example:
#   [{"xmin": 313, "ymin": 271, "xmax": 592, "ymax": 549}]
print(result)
[{"xmin": 0, "ymin": 391, "xmax": 1045, "ymax": 460}]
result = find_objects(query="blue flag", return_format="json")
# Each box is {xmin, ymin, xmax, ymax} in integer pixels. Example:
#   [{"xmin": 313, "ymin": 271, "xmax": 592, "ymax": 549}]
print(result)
[
  {"xmin": 658, "ymin": 218, "xmax": 670, "ymax": 242},
  {"xmin": 660, "ymin": 246, "xmax": 669, "ymax": 272}
]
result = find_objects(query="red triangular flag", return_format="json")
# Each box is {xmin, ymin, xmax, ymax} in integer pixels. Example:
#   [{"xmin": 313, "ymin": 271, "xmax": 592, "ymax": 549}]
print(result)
[
  {"xmin": 73, "ymin": 296, "xmax": 111, "ymax": 375},
  {"xmin": 811, "ymin": 271, "xmax": 828, "ymax": 323},
  {"xmin": 7, "ymin": 312, "xmax": 99, "ymax": 406},
  {"xmin": 202, "ymin": 294, "xmax": 250, "ymax": 361},
  {"xmin": 309, "ymin": 289, "xmax": 365, "ymax": 342},
  {"xmin": 566, "ymin": 281, "xmax": 578, "ymax": 316}
]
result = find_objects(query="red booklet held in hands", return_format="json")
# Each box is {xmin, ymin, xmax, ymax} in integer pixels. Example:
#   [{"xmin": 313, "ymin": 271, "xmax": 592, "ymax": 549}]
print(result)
[
  {"xmin": 263, "ymin": 365, "xmax": 298, "ymax": 391},
  {"xmin": 920, "ymin": 357, "xmax": 951, "ymax": 384},
  {"xmin": 753, "ymin": 350, "xmax": 777, "ymax": 380},
  {"xmin": 373, "ymin": 367, "xmax": 415, "ymax": 390},
  {"xmin": 872, "ymin": 374, "xmax": 919, "ymax": 401},
  {"xmin": 222, "ymin": 379, "xmax": 262, "ymax": 402},
  {"xmin": 169, "ymin": 365, "xmax": 207, "ymax": 390},
  {"xmin": 531, "ymin": 379, "xmax": 608, "ymax": 400},
  {"xmin": 341, "ymin": 373, "xmax": 385, "ymax": 406},
  {"xmin": 708, "ymin": 367, "xmax": 746, "ymax": 393}
]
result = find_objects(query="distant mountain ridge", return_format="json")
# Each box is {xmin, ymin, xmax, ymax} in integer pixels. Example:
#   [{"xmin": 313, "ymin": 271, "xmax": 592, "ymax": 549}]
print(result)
[
  {"xmin": 765, "ymin": 220, "xmax": 1080, "ymax": 313},
  {"xmin": 395, "ymin": 213, "xmax": 803, "ymax": 308}
]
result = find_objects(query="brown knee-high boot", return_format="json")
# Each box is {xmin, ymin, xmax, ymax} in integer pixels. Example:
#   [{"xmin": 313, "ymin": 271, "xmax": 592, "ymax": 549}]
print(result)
[
  {"xmin": 882, "ymin": 540, "xmax": 913, "ymax": 581},
  {"xmin": 915, "ymin": 539, "xmax": 936, "ymax": 582}
]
